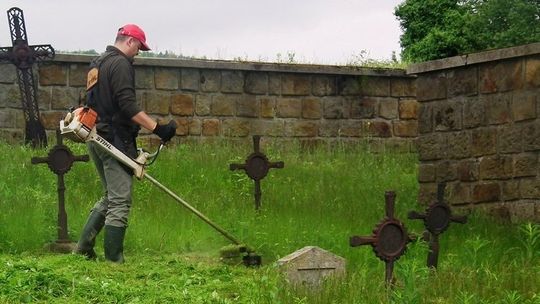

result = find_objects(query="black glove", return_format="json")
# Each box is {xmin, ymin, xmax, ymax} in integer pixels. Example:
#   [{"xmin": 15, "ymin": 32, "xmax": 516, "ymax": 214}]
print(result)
[{"xmin": 152, "ymin": 120, "xmax": 177, "ymax": 142}]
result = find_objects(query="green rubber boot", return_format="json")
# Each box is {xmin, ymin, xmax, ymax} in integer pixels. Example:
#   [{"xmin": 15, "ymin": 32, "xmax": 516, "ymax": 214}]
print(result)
[
  {"xmin": 74, "ymin": 211, "xmax": 105, "ymax": 260},
  {"xmin": 104, "ymin": 225, "xmax": 126, "ymax": 263}
]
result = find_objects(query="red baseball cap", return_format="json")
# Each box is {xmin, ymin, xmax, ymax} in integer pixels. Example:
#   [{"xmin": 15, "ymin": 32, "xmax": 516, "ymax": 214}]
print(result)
[{"xmin": 117, "ymin": 24, "xmax": 150, "ymax": 51}]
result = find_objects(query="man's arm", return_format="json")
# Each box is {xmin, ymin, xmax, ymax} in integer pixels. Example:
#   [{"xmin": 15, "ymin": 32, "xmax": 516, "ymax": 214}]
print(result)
[{"xmin": 131, "ymin": 111, "xmax": 157, "ymax": 131}]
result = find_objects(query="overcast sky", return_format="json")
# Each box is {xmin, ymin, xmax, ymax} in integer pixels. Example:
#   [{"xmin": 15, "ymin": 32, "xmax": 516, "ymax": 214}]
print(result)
[{"xmin": 1, "ymin": 0, "xmax": 404, "ymax": 65}]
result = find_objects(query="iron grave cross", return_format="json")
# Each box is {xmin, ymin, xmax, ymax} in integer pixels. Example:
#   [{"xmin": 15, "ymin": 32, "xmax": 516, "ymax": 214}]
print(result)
[
  {"xmin": 230, "ymin": 135, "xmax": 284, "ymax": 210},
  {"xmin": 0, "ymin": 7, "xmax": 55, "ymax": 147},
  {"xmin": 350, "ymin": 191, "xmax": 414, "ymax": 286},
  {"xmin": 408, "ymin": 183, "xmax": 467, "ymax": 268},
  {"xmin": 31, "ymin": 129, "xmax": 89, "ymax": 253}
]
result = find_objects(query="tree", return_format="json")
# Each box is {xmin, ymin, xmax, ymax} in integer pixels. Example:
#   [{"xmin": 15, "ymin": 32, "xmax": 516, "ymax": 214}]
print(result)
[{"xmin": 395, "ymin": 0, "xmax": 540, "ymax": 63}]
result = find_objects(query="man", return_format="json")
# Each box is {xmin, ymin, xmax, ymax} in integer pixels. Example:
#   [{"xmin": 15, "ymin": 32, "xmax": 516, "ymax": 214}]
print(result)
[{"xmin": 75, "ymin": 24, "xmax": 176, "ymax": 263}]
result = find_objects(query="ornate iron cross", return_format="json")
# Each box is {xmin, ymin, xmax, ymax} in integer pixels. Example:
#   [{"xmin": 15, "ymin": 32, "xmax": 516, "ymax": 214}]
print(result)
[
  {"xmin": 31, "ymin": 129, "xmax": 89, "ymax": 253},
  {"xmin": 408, "ymin": 183, "xmax": 467, "ymax": 268},
  {"xmin": 230, "ymin": 135, "xmax": 284, "ymax": 210},
  {"xmin": 0, "ymin": 7, "xmax": 55, "ymax": 147},
  {"xmin": 350, "ymin": 191, "xmax": 413, "ymax": 286}
]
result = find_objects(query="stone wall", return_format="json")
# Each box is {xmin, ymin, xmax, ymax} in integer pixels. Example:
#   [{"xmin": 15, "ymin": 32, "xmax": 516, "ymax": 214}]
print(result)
[
  {"xmin": 408, "ymin": 43, "xmax": 540, "ymax": 221},
  {"xmin": 0, "ymin": 54, "xmax": 417, "ymax": 149}
]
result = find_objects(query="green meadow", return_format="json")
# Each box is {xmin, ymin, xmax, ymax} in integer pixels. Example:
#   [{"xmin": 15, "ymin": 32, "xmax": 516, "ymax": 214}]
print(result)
[{"xmin": 0, "ymin": 140, "xmax": 538, "ymax": 303}]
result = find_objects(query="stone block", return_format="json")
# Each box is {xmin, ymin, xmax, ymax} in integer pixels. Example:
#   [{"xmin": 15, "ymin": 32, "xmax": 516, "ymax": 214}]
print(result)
[
  {"xmin": 200, "ymin": 70, "xmax": 220, "ymax": 92},
  {"xmin": 285, "ymin": 121, "xmax": 318, "ymax": 137},
  {"xmin": 39, "ymin": 63, "xmax": 67, "ymax": 86},
  {"xmin": 366, "ymin": 121, "xmax": 391, "ymax": 138},
  {"xmin": 312, "ymin": 76, "xmax": 336, "ymax": 96},
  {"xmin": 502, "ymin": 180, "xmax": 520, "ymax": 201},
  {"xmin": 195, "ymin": 94, "xmax": 211, "ymax": 116},
  {"xmin": 0, "ymin": 84, "xmax": 22, "ymax": 108},
  {"xmin": 525, "ymin": 57, "xmax": 540, "ymax": 88},
  {"xmin": 391, "ymin": 77, "xmax": 416, "ymax": 97},
  {"xmin": 319, "ymin": 120, "xmax": 340, "ymax": 137},
  {"xmin": 268, "ymin": 73, "xmax": 281, "ymax": 95},
  {"xmin": 379, "ymin": 98, "xmax": 398, "ymax": 119},
  {"xmin": 202, "ymin": 119, "xmax": 220, "ymax": 136},
  {"xmin": 351, "ymin": 97, "xmax": 376, "ymax": 119},
  {"xmin": 523, "ymin": 121, "xmax": 540, "ymax": 151},
  {"xmin": 277, "ymin": 246, "xmax": 346, "ymax": 288},
  {"xmin": 417, "ymin": 103, "xmax": 432, "ymax": 134},
  {"xmin": 485, "ymin": 93, "xmax": 511, "ymax": 125},
  {"xmin": 251, "ymin": 119, "xmax": 285, "ymax": 137},
  {"xmin": 434, "ymin": 100, "xmax": 462, "ymax": 131},
  {"xmin": 463, "ymin": 97, "xmax": 485, "ymax": 128},
  {"xmin": 457, "ymin": 159, "xmax": 478, "ymax": 182},
  {"xmin": 302, "ymin": 98, "xmax": 321, "ymax": 119},
  {"xmin": 417, "ymin": 133, "xmax": 446, "ymax": 161},
  {"xmin": 447, "ymin": 67, "xmax": 477, "ymax": 97},
  {"xmin": 211, "ymin": 95, "xmax": 236, "ymax": 116},
  {"xmin": 170, "ymin": 93, "xmax": 194, "ymax": 116},
  {"xmin": 418, "ymin": 163, "xmax": 436, "ymax": 182},
  {"xmin": 399, "ymin": 99, "xmax": 418, "ymax": 119},
  {"xmin": 337, "ymin": 76, "xmax": 362, "ymax": 95},
  {"xmin": 436, "ymin": 160, "xmax": 457, "ymax": 182},
  {"xmin": 417, "ymin": 72, "xmax": 446, "ymax": 101},
  {"xmin": 181, "ymin": 68, "xmax": 200, "ymax": 91},
  {"xmin": 172, "ymin": 118, "xmax": 189, "ymax": 136},
  {"xmin": 282, "ymin": 74, "xmax": 311, "ymax": 96},
  {"xmin": 512, "ymin": 92, "xmax": 536, "ymax": 122},
  {"xmin": 339, "ymin": 120, "xmax": 363, "ymax": 137},
  {"xmin": 155, "ymin": 68, "xmax": 178, "ymax": 90},
  {"xmin": 259, "ymin": 97, "xmax": 275, "ymax": 118},
  {"xmin": 143, "ymin": 91, "xmax": 170, "ymax": 115},
  {"xmin": 418, "ymin": 183, "xmax": 438, "ymax": 205},
  {"xmin": 471, "ymin": 128, "xmax": 497, "ymax": 156},
  {"xmin": 222, "ymin": 118, "xmax": 250, "ymax": 137},
  {"xmin": 393, "ymin": 120, "xmax": 418, "ymax": 137},
  {"xmin": 362, "ymin": 77, "xmax": 390, "ymax": 96},
  {"xmin": 323, "ymin": 97, "xmax": 349, "ymax": 119},
  {"xmin": 51, "ymin": 87, "xmax": 79, "ymax": 110},
  {"xmin": 508, "ymin": 201, "xmax": 537, "ymax": 222},
  {"xmin": 479, "ymin": 155, "xmax": 513, "ymax": 180},
  {"xmin": 498, "ymin": 124, "xmax": 523, "ymax": 154},
  {"xmin": 472, "ymin": 182, "xmax": 501, "ymax": 203},
  {"xmin": 221, "ymin": 71, "xmax": 244, "ymax": 93},
  {"xmin": 513, "ymin": 153, "xmax": 537, "ymax": 178},
  {"xmin": 479, "ymin": 59, "xmax": 523, "ymax": 93},
  {"xmin": 446, "ymin": 131, "xmax": 471, "ymax": 159},
  {"xmin": 189, "ymin": 119, "xmax": 202, "ymax": 135},
  {"xmin": 0, "ymin": 109, "xmax": 15, "ymax": 128},
  {"xmin": 237, "ymin": 95, "xmax": 258, "ymax": 118},
  {"xmin": 0, "ymin": 65, "xmax": 16, "ymax": 84},
  {"xmin": 41, "ymin": 111, "xmax": 65, "ymax": 130},
  {"xmin": 519, "ymin": 178, "xmax": 540, "ymax": 199},
  {"xmin": 245, "ymin": 72, "xmax": 267, "ymax": 94},
  {"xmin": 448, "ymin": 182, "xmax": 471, "ymax": 205},
  {"xmin": 68, "ymin": 64, "xmax": 87, "ymax": 87},
  {"xmin": 135, "ymin": 67, "xmax": 154, "ymax": 89},
  {"xmin": 276, "ymin": 98, "xmax": 301, "ymax": 118}
]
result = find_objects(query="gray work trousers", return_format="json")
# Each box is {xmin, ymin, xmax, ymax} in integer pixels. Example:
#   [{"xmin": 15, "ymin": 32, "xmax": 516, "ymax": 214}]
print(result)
[{"xmin": 87, "ymin": 141, "xmax": 133, "ymax": 228}]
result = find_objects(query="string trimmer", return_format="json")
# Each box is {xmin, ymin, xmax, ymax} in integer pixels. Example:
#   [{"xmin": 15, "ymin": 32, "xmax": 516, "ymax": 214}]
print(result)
[{"xmin": 59, "ymin": 107, "xmax": 261, "ymax": 266}]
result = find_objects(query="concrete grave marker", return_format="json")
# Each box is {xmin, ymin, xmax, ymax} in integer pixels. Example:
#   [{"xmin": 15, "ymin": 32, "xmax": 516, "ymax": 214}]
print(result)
[{"xmin": 277, "ymin": 246, "xmax": 346, "ymax": 287}]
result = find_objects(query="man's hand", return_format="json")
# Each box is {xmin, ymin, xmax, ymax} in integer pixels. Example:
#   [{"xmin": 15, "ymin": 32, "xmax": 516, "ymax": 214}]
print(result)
[{"xmin": 152, "ymin": 120, "xmax": 177, "ymax": 142}]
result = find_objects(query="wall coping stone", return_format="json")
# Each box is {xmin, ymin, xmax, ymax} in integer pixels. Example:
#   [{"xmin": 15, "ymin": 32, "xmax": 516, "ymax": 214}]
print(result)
[
  {"xmin": 53, "ymin": 53, "xmax": 412, "ymax": 78},
  {"xmin": 407, "ymin": 42, "xmax": 540, "ymax": 75}
]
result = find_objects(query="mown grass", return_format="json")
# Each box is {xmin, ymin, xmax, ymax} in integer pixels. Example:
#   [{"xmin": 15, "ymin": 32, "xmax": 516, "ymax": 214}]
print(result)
[{"xmin": 0, "ymin": 139, "xmax": 539, "ymax": 303}]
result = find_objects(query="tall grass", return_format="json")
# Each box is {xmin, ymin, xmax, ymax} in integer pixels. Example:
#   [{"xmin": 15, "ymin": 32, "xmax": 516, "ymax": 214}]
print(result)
[{"xmin": 0, "ymin": 139, "xmax": 539, "ymax": 303}]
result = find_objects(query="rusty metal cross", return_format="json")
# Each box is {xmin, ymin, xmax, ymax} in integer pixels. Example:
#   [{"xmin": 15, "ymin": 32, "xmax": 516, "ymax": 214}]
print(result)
[
  {"xmin": 230, "ymin": 135, "xmax": 284, "ymax": 210},
  {"xmin": 408, "ymin": 183, "xmax": 467, "ymax": 268},
  {"xmin": 0, "ymin": 7, "xmax": 55, "ymax": 147},
  {"xmin": 350, "ymin": 191, "xmax": 413, "ymax": 286},
  {"xmin": 31, "ymin": 129, "xmax": 89, "ymax": 252}
]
